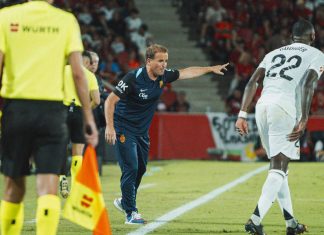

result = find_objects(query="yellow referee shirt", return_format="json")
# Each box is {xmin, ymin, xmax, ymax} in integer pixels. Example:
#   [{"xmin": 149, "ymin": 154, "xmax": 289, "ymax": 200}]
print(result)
[
  {"xmin": 63, "ymin": 65, "xmax": 99, "ymax": 107},
  {"xmin": 0, "ymin": 1, "xmax": 83, "ymax": 100}
]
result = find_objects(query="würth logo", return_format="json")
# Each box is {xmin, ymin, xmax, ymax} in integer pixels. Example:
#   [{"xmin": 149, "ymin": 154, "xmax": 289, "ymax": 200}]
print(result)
[
  {"xmin": 10, "ymin": 23, "xmax": 19, "ymax": 32},
  {"xmin": 81, "ymin": 194, "xmax": 93, "ymax": 208}
]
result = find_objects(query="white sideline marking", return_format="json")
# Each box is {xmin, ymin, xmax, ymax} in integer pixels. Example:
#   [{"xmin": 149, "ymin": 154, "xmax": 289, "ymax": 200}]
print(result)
[
  {"xmin": 128, "ymin": 165, "xmax": 268, "ymax": 235},
  {"xmin": 138, "ymin": 183, "xmax": 156, "ymax": 191},
  {"xmin": 25, "ymin": 219, "xmax": 36, "ymax": 224}
]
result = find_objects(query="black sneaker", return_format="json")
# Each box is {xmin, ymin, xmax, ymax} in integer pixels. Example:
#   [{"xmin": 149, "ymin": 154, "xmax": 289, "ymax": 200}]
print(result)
[
  {"xmin": 245, "ymin": 219, "xmax": 266, "ymax": 235},
  {"xmin": 286, "ymin": 223, "xmax": 307, "ymax": 235}
]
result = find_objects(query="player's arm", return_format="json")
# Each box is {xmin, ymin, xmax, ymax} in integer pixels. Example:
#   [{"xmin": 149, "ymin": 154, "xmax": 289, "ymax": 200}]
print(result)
[
  {"xmin": 287, "ymin": 69, "xmax": 319, "ymax": 142},
  {"xmin": 235, "ymin": 67, "xmax": 265, "ymax": 136},
  {"xmin": 69, "ymin": 51, "xmax": 98, "ymax": 147},
  {"xmin": 178, "ymin": 63, "xmax": 229, "ymax": 80},
  {"xmin": 104, "ymin": 92, "xmax": 120, "ymax": 145}
]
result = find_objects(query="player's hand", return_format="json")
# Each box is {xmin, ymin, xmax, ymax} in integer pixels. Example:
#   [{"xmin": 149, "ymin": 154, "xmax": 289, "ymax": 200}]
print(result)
[
  {"xmin": 211, "ymin": 63, "xmax": 229, "ymax": 75},
  {"xmin": 105, "ymin": 125, "xmax": 116, "ymax": 145},
  {"xmin": 235, "ymin": 118, "xmax": 249, "ymax": 136},
  {"xmin": 84, "ymin": 121, "xmax": 98, "ymax": 147},
  {"xmin": 287, "ymin": 120, "xmax": 307, "ymax": 142}
]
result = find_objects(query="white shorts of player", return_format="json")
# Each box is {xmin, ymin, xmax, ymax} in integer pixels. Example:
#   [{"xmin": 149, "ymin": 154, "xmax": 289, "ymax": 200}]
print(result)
[{"xmin": 255, "ymin": 103, "xmax": 300, "ymax": 160}]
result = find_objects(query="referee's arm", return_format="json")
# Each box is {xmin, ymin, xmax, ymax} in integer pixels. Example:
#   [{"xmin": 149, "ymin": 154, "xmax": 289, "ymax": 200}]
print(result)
[
  {"xmin": 0, "ymin": 50, "xmax": 3, "ymax": 77},
  {"xmin": 69, "ymin": 51, "xmax": 98, "ymax": 147},
  {"xmin": 90, "ymin": 89, "xmax": 100, "ymax": 108}
]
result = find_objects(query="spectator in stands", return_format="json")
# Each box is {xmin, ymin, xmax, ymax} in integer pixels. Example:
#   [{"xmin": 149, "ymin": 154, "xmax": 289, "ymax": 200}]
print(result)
[
  {"xmin": 131, "ymin": 24, "xmax": 153, "ymax": 62},
  {"xmin": 199, "ymin": 0, "xmax": 226, "ymax": 46},
  {"xmin": 225, "ymin": 88, "xmax": 242, "ymax": 115},
  {"xmin": 107, "ymin": 10, "xmax": 127, "ymax": 37},
  {"xmin": 161, "ymin": 85, "xmax": 177, "ymax": 111},
  {"xmin": 125, "ymin": 8, "xmax": 143, "ymax": 37},
  {"xmin": 169, "ymin": 91, "xmax": 191, "ymax": 112},
  {"xmin": 229, "ymin": 51, "xmax": 254, "ymax": 95},
  {"xmin": 266, "ymin": 27, "xmax": 290, "ymax": 51},
  {"xmin": 127, "ymin": 48, "xmax": 141, "ymax": 70},
  {"xmin": 314, "ymin": 140, "xmax": 324, "ymax": 161},
  {"xmin": 311, "ymin": 90, "xmax": 324, "ymax": 115}
]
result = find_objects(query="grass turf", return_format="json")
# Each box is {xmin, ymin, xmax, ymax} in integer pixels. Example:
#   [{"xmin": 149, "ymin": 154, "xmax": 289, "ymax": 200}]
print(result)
[{"xmin": 1, "ymin": 161, "xmax": 323, "ymax": 234}]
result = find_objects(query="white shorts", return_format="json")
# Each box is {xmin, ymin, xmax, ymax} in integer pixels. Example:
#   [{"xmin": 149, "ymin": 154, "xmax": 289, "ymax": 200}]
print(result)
[{"xmin": 255, "ymin": 103, "xmax": 300, "ymax": 160}]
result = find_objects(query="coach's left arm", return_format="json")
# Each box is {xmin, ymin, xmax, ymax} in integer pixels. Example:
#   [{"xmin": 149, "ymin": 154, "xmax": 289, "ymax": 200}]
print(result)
[{"xmin": 178, "ymin": 63, "xmax": 229, "ymax": 80}]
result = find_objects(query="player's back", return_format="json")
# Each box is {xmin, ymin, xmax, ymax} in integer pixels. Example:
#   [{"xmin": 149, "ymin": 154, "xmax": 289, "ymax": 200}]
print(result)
[
  {"xmin": 257, "ymin": 42, "xmax": 323, "ymax": 118},
  {"xmin": 0, "ymin": 1, "xmax": 82, "ymax": 101}
]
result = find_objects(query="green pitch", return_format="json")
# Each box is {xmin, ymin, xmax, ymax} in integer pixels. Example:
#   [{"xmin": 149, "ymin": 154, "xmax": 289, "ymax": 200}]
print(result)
[{"xmin": 1, "ymin": 161, "xmax": 323, "ymax": 234}]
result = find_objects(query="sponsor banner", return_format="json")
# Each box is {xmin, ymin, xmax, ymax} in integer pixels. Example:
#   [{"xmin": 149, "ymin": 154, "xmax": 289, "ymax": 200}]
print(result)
[{"xmin": 207, "ymin": 113, "xmax": 259, "ymax": 161}]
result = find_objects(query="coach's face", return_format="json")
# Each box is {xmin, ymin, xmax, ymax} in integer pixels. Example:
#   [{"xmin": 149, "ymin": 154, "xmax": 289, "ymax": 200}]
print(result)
[{"xmin": 148, "ymin": 52, "xmax": 168, "ymax": 77}]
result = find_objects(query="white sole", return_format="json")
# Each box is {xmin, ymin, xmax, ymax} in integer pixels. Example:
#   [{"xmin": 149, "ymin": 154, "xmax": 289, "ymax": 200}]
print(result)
[{"xmin": 113, "ymin": 199, "xmax": 125, "ymax": 214}]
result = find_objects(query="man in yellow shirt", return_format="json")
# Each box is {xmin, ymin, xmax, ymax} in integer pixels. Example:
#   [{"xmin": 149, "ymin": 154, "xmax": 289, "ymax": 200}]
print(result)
[
  {"xmin": 0, "ymin": 1, "xmax": 98, "ymax": 235},
  {"xmin": 59, "ymin": 51, "xmax": 100, "ymax": 198}
]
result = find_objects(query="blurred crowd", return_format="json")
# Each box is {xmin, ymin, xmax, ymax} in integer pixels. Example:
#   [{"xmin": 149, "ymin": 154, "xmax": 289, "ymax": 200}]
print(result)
[
  {"xmin": 173, "ymin": 0, "xmax": 324, "ymax": 161},
  {"xmin": 54, "ymin": 0, "xmax": 191, "ymax": 113},
  {"xmin": 175, "ymin": 0, "xmax": 324, "ymax": 115}
]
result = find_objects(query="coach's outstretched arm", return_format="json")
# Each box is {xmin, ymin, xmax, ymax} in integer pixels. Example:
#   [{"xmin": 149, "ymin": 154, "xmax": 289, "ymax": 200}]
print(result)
[
  {"xmin": 104, "ymin": 93, "xmax": 120, "ymax": 145},
  {"xmin": 287, "ymin": 69, "xmax": 320, "ymax": 141},
  {"xmin": 178, "ymin": 63, "xmax": 229, "ymax": 80},
  {"xmin": 235, "ymin": 67, "xmax": 265, "ymax": 136}
]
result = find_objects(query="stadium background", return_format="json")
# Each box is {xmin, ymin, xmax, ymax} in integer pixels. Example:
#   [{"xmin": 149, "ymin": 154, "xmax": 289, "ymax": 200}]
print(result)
[
  {"xmin": 47, "ymin": 0, "xmax": 324, "ymax": 163},
  {"xmin": 0, "ymin": 0, "xmax": 323, "ymax": 161},
  {"xmin": 0, "ymin": 0, "xmax": 324, "ymax": 234}
]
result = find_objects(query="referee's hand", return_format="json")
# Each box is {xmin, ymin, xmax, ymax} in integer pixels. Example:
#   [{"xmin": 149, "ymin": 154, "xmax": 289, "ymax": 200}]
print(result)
[
  {"xmin": 84, "ymin": 121, "xmax": 99, "ymax": 147},
  {"xmin": 105, "ymin": 125, "xmax": 116, "ymax": 145}
]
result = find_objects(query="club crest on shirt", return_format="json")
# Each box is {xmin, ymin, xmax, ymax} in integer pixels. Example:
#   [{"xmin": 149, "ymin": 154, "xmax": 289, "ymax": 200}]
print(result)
[
  {"xmin": 120, "ymin": 134, "xmax": 126, "ymax": 143},
  {"xmin": 159, "ymin": 80, "xmax": 164, "ymax": 88}
]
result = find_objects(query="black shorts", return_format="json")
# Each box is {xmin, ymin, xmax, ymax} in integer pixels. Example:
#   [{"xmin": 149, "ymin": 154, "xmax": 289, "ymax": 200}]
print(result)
[
  {"xmin": 66, "ymin": 106, "xmax": 85, "ymax": 144},
  {"xmin": 1, "ymin": 99, "xmax": 68, "ymax": 177}
]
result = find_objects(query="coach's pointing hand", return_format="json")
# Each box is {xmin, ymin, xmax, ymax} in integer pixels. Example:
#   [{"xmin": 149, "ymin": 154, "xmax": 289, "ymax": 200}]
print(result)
[{"xmin": 211, "ymin": 63, "xmax": 229, "ymax": 75}]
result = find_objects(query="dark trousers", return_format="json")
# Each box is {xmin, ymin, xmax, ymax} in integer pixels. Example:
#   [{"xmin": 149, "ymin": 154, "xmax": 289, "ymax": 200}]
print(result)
[{"xmin": 114, "ymin": 133, "xmax": 149, "ymax": 215}]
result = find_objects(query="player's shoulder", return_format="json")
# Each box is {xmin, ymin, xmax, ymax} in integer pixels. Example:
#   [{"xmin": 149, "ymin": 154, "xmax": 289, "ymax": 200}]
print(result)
[{"xmin": 84, "ymin": 67, "xmax": 96, "ymax": 79}]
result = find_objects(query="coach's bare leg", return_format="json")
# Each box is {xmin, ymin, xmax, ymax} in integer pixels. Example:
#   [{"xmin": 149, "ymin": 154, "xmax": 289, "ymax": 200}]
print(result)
[
  {"xmin": 1, "ymin": 177, "xmax": 25, "ymax": 234},
  {"xmin": 36, "ymin": 174, "xmax": 60, "ymax": 235}
]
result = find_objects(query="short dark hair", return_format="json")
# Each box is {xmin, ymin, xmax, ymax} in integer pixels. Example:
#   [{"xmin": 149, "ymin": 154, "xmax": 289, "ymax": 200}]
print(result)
[
  {"xmin": 145, "ymin": 44, "xmax": 168, "ymax": 60},
  {"xmin": 292, "ymin": 19, "xmax": 314, "ymax": 37},
  {"xmin": 82, "ymin": 50, "xmax": 93, "ymax": 64}
]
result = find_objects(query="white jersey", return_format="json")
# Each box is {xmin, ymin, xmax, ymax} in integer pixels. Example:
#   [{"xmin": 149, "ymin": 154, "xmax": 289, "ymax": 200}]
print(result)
[{"xmin": 257, "ymin": 42, "xmax": 324, "ymax": 119}]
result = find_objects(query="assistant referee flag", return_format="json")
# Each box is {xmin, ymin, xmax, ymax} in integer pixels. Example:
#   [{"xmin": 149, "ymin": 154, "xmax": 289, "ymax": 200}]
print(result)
[{"xmin": 63, "ymin": 146, "xmax": 112, "ymax": 235}]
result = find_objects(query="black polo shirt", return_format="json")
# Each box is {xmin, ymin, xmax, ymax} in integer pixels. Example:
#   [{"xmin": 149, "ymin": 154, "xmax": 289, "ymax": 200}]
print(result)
[{"xmin": 113, "ymin": 67, "xmax": 179, "ymax": 136}]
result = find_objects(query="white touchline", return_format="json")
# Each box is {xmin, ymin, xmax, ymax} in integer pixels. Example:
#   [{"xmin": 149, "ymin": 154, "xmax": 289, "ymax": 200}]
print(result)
[
  {"xmin": 138, "ymin": 183, "xmax": 156, "ymax": 191},
  {"xmin": 25, "ymin": 219, "xmax": 36, "ymax": 224},
  {"xmin": 128, "ymin": 165, "xmax": 268, "ymax": 235}
]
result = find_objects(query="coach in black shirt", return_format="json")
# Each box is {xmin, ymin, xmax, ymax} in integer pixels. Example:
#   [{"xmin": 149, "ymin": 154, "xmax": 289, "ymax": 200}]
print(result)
[{"xmin": 105, "ymin": 44, "xmax": 228, "ymax": 224}]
